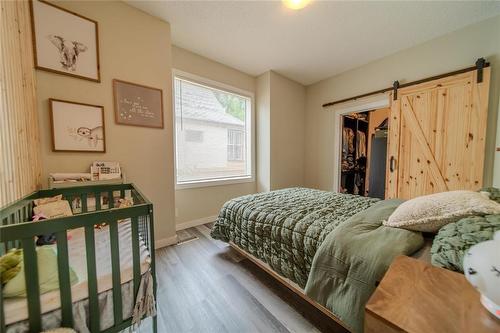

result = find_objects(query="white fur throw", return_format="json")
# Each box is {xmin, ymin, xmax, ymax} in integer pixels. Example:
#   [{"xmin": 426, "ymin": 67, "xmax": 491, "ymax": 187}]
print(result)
[{"xmin": 383, "ymin": 190, "xmax": 500, "ymax": 232}]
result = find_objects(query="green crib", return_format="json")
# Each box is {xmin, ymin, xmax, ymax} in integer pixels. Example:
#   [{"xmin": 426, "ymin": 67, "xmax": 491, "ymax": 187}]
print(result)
[{"xmin": 0, "ymin": 183, "xmax": 157, "ymax": 333}]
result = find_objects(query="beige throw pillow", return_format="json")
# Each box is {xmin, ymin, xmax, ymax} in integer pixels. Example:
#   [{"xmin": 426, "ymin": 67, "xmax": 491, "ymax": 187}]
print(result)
[{"xmin": 383, "ymin": 190, "xmax": 500, "ymax": 232}]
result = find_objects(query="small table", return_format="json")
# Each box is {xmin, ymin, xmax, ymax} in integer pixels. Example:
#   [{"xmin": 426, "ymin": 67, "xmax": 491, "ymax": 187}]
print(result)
[{"xmin": 365, "ymin": 256, "xmax": 499, "ymax": 333}]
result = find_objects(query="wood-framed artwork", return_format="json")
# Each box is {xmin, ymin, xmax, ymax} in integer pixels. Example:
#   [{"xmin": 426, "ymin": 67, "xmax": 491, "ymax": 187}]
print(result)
[
  {"xmin": 30, "ymin": 0, "xmax": 100, "ymax": 82},
  {"xmin": 113, "ymin": 79, "xmax": 164, "ymax": 128},
  {"xmin": 49, "ymin": 98, "xmax": 106, "ymax": 152}
]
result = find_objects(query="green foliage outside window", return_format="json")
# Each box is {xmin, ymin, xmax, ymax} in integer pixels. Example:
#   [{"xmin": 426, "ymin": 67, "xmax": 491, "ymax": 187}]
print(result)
[{"xmin": 214, "ymin": 91, "xmax": 246, "ymax": 121}]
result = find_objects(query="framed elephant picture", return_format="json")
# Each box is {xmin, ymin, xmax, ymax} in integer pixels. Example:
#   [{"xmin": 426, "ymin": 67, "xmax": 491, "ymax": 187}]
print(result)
[
  {"xmin": 49, "ymin": 99, "xmax": 106, "ymax": 153},
  {"xmin": 30, "ymin": 0, "xmax": 100, "ymax": 82}
]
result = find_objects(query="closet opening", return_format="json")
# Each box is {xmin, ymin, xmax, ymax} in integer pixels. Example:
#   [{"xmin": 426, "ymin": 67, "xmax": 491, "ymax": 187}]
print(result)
[{"xmin": 339, "ymin": 108, "xmax": 389, "ymax": 199}]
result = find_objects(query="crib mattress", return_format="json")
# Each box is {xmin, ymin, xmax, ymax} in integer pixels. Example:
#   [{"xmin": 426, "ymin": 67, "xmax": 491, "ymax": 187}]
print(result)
[{"xmin": 4, "ymin": 219, "xmax": 151, "ymax": 326}]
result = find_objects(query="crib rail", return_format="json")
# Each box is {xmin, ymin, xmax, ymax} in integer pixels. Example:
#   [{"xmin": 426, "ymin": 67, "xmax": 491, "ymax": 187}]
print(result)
[{"xmin": 0, "ymin": 183, "xmax": 157, "ymax": 333}]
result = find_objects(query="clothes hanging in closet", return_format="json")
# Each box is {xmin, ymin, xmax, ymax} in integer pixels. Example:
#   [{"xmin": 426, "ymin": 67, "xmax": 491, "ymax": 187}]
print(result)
[
  {"xmin": 340, "ymin": 115, "xmax": 368, "ymax": 195},
  {"xmin": 356, "ymin": 130, "xmax": 366, "ymax": 159},
  {"xmin": 342, "ymin": 127, "xmax": 355, "ymax": 172}
]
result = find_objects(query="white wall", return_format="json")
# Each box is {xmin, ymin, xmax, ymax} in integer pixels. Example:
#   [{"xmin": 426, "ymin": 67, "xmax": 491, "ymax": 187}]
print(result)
[
  {"xmin": 172, "ymin": 46, "xmax": 257, "ymax": 225},
  {"xmin": 305, "ymin": 15, "xmax": 500, "ymax": 190},
  {"xmin": 36, "ymin": 1, "xmax": 176, "ymax": 246}
]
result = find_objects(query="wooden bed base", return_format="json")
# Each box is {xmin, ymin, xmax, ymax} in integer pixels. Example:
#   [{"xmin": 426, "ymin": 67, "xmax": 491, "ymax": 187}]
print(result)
[{"xmin": 229, "ymin": 242, "xmax": 352, "ymax": 332}]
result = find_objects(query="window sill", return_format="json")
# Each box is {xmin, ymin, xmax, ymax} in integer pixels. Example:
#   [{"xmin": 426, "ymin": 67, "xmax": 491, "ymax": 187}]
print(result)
[{"xmin": 175, "ymin": 176, "xmax": 255, "ymax": 190}]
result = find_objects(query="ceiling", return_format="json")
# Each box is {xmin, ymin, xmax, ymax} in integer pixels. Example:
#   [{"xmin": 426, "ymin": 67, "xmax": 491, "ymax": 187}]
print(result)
[{"xmin": 126, "ymin": 1, "xmax": 500, "ymax": 85}]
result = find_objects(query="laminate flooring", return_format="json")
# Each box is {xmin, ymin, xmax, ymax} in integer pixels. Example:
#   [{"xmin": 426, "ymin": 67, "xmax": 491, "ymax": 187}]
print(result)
[{"xmin": 139, "ymin": 224, "xmax": 348, "ymax": 333}]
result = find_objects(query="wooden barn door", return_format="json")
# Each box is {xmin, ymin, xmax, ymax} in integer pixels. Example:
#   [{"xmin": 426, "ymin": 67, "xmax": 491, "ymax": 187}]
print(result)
[{"xmin": 386, "ymin": 67, "xmax": 490, "ymax": 199}]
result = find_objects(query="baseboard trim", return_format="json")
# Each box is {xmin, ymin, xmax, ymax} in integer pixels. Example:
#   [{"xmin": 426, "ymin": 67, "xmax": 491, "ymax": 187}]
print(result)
[
  {"xmin": 155, "ymin": 235, "xmax": 178, "ymax": 249},
  {"xmin": 176, "ymin": 215, "xmax": 218, "ymax": 231}
]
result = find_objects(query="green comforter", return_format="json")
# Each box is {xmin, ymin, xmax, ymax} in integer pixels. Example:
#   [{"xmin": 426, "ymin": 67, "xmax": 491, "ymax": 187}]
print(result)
[
  {"xmin": 211, "ymin": 187, "xmax": 379, "ymax": 287},
  {"xmin": 211, "ymin": 189, "xmax": 424, "ymax": 333},
  {"xmin": 304, "ymin": 199, "xmax": 423, "ymax": 333}
]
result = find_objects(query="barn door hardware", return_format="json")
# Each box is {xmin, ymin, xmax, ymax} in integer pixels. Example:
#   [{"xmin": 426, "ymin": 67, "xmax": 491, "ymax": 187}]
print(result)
[
  {"xmin": 322, "ymin": 59, "xmax": 489, "ymax": 108},
  {"xmin": 392, "ymin": 81, "xmax": 400, "ymax": 101},
  {"xmin": 475, "ymin": 58, "xmax": 486, "ymax": 83},
  {"xmin": 389, "ymin": 156, "xmax": 396, "ymax": 172}
]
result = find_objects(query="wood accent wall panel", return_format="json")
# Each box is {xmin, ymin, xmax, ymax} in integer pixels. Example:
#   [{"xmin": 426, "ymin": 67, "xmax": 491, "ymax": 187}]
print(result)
[
  {"xmin": 386, "ymin": 69, "xmax": 490, "ymax": 199},
  {"xmin": 0, "ymin": 1, "xmax": 42, "ymax": 207}
]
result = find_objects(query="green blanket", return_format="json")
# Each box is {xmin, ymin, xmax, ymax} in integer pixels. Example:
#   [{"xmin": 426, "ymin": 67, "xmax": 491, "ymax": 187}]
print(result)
[
  {"xmin": 211, "ymin": 187, "xmax": 379, "ymax": 287},
  {"xmin": 304, "ymin": 199, "xmax": 424, "ymax": 333}
]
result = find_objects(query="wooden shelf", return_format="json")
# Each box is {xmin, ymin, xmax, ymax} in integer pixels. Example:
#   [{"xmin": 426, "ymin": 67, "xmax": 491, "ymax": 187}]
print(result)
[{"xmin": 48, "ymin": 174, "xmax": 125, "ymax": 189}]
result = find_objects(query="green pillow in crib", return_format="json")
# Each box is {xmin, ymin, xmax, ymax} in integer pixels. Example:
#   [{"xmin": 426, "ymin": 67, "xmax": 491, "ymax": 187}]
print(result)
[{"xmin": 3, "ymin": 246, "xmax": 79, "ymax": 298}]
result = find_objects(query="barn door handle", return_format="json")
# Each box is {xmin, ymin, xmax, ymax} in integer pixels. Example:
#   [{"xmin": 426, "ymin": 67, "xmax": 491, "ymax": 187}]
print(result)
[{"xmin": 390, "ymin": 156, "xmax": 395, "ymax": 172}]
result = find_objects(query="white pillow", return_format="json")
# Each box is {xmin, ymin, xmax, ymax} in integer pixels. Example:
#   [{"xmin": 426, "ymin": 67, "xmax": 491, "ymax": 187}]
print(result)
[{"xmin": 383, "ymin": 190, "xmax": 500, "ymax": 232}]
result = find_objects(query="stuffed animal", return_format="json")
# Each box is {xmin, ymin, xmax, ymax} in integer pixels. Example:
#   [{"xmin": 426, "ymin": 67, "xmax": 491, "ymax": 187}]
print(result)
[
  {"xmin": 118, "ymin": 197, "xmax": 134, "ymax": 208},
  {"xmin": 463, "ymin": 231, "xmax": 500, "ymax": 319}
]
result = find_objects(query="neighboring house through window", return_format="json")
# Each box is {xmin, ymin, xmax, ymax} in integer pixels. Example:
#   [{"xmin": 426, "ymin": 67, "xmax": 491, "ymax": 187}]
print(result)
[
  {"xmin": 185, "ymin": 130, "xmax": 203, "ymax": 142},
  {"xmin": 173, "ymin": 72, "xmax": 253, "ymax": 187}
]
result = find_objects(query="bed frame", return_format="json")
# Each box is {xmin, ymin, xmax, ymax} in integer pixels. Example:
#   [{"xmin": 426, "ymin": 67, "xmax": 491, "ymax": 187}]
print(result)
[
  {"xmin": 0, "ymin": 183, "xmax": 157, "ymax": 333},
  {"xmin": 229, "ymin": 242, "xmax": 352, "ymax": 333}
]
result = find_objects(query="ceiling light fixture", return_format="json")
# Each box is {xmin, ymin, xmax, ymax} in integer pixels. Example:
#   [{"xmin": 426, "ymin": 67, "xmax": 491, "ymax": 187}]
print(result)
[{"xmin": 282, "ymin": 0, "xmax": 311, "ymax": 10}]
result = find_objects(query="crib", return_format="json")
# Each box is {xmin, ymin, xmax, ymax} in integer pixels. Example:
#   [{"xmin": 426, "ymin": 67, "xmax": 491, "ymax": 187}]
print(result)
[{"xmin": 0, "ymin": 183, "xmax": 157, "ymax": 333}]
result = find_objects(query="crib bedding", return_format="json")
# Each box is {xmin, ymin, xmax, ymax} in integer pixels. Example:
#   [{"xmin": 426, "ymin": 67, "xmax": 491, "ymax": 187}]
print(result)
[
  {"xmin": 6, "ymin": 276, "xmax": 144, "ymax": 333},
  {"xmin": 4, "ymin": 219, "xmax": 151, "ymax": 327},
  {"xmin": 210, "ymin": 187, "xmax": 380, "ymax": 287}
]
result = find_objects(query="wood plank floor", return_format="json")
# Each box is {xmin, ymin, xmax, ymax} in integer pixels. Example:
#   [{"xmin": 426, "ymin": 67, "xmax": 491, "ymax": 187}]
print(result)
[{"xmin": 140, "ymin": 224, "xmax": 348, "ymax": 333}]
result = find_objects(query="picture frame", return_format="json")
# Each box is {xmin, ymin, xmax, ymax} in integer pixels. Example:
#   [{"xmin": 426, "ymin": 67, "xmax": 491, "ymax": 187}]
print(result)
[
  {"xmin": 113, "ymin": 79, "xmax": 164, "ymax": 128},
  {"xmin": 30, "ymin": 0, "xmax": 100, "ymax": 82},
  {"xmin": 49, "ymin": 98, "xmax": 106, "ymax": 153}
]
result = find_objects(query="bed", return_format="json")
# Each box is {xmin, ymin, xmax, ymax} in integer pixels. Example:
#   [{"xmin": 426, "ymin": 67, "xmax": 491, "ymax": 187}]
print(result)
[
  {"xmin": 211, "ymin": 187, "xmax": 425, "ymax": 333},
  {"xmin": 0, "ymin": 184, "xmax": 157, "ymax": 333}
]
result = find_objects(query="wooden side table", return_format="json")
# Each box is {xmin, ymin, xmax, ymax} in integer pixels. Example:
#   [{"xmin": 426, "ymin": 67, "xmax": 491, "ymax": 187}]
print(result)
[{"xmin": 365, "ymin": 256, "xmax": 499, "ymax": 333}]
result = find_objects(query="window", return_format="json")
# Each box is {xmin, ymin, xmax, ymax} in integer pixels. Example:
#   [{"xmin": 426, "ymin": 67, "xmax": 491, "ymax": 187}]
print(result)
[
  {"xmin": 174, "ymin": 73, "xmax": 253, "ymax": 187},
  {"xmin": 227, "ymin": 129, "xmax": 244, "ymax": 161}
]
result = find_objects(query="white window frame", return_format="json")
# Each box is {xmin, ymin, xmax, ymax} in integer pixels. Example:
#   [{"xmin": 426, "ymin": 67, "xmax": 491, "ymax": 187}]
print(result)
[{"xmin": 172, "ymin": 69, "xmax": 255, "ymax": 189}]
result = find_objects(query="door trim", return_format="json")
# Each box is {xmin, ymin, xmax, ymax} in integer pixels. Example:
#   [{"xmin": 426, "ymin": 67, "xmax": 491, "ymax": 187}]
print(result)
[{"xmin": 330, "ymin": 93, "xmax": 390, "ymax": 193}]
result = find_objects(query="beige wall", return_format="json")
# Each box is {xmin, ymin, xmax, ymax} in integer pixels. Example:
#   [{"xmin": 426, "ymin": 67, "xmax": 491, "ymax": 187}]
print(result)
[
  {"xmin": 305, "ymin": 15, "xmax": 500, "ymax": 190},
  {"xmin": 256, "ymin": 72, "xmax": 271, "ymax": 192},
  {"xmin": 36, "ymin": 1, "xmax": 176, "ymax": 246},
  {"xmin": 172, "ymin": 46, "xmax": 257, "ymax": 225},
  {"xmin": 269, "ymin": 71, "xmax": 306, "ymax": 189},
  {"xmin": 256, "ymin": 71, "xmax": 306, "ymax": 192}
]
